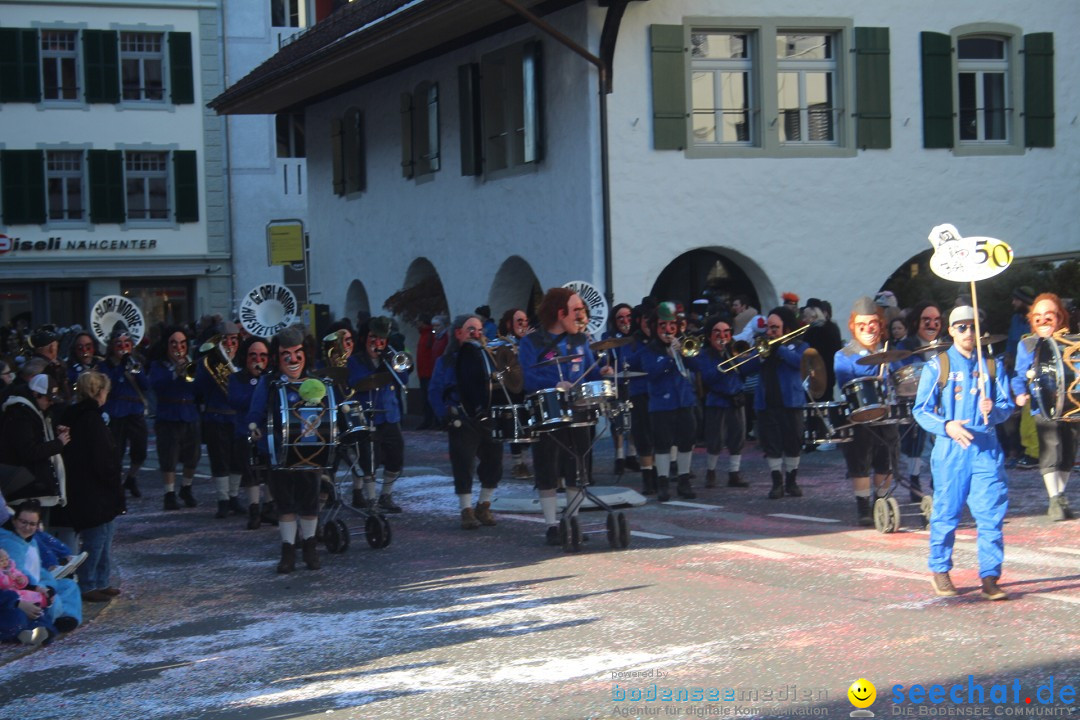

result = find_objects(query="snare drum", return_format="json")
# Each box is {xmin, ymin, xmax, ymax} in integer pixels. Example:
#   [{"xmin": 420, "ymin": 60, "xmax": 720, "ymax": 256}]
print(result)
[
  {"xmin": 608, "ymin": 400, "xmax": 633, "ymax": 436},
  {"xmin": 337, "ymin": 400, "xmax": 375, "ymax": 444},
  {"xmin": 490, "ymin": 404, "xmax": 535, "ymax": 443},
  {"xmin": 268, "ymin": 380, "xmax": 338, "ymax": 469},
  {"xmin": 526, "ymin": 388, "xmax": 573, "ymax": 428},
  {"xmin": 803, "ymin": 402, "xmax": 854, "ymax": 444},
  {"xmin": 872, "ymin": 398, "xmax": 914, "ymax": 425},
  {"xmin": 842, "ymin": 376, "xmax": 889, "ymax": 424},
  {"xmin": 570, "ymin": 407, "xmax": 600, "ymax": 427},
  {"xmin": 891, "ymin": 362, "xmax": 925, "ymax": 398},
  {"xmin": 571, "ymin": 379, "xmax": 617, "ymax": 408}
]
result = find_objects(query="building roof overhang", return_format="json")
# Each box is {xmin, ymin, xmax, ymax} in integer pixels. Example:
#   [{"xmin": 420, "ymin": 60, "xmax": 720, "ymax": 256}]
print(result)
[{"xmin": 211, "ymin": 0, "xmax": 583, "ymax": 115}]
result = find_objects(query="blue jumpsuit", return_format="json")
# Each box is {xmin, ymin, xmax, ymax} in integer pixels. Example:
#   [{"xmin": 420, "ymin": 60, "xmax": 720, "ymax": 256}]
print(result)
[{"xmin": 913, "ymin": 346, "xmax": 1014, "ymax": 578}]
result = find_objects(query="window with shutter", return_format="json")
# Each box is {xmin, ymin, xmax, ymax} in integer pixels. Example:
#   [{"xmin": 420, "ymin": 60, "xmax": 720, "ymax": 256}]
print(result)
[
  {"xmin": 83, "ymin": 29, "xmax": 120, "ymax": 104},
  {"xmin": 0, "ymin": 150, "xmax": 47, "ymax": 225},
  {"xmin": 0, "ymin": 28, "xmax": 42, "ymax": 104},
  {"xmin": 1023, "ymin": 33, "xmax": 1054, "ymax": 148},
  {"xmin": 88, "ymin": 149, "xmax": 125, "ymax": 224}
]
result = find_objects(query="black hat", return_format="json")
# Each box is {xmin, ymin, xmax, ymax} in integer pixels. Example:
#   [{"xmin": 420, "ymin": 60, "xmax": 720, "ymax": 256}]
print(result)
[
  {"xmin": 474, "ymin": 305, "xmax": 491, "ymax": 319},
  {"xmin": 30, "ymin": 325, "xmax": 58, "ymax": 349},
  {"xmin": 368, "ymin": 316, "xmax": 392, "ymax": 339},
  {"xmin": 109, "ymin": 322, "xmax": 131, "ymax": 343}
]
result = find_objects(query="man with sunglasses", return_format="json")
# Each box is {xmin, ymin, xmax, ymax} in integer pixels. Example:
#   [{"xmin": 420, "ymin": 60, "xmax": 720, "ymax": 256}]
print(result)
[{"xmin": 914, "ymin": 306, "xmax": 1013, "ymax": 601}]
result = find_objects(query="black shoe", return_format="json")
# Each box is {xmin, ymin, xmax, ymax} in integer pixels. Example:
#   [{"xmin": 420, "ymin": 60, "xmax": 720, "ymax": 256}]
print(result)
[
  {"xmin": 54, "ymin": 616, "xmax": 78, "ymax": 633},
  {"xmin": 214, "ymin": 500, "xmax": 230, "ymax": 519},
  {"xmin": 909, "ymin": 475, "xmax": 923, "ymax": 504},
  {"xmin": 856, "ymin": 496, "xmax": 873, "ymax": 526},
  {"xmin": 123, "ymin": 475, "xmax": 142, "ymax": 498},
  {"xmin": 641, "ymin": 467, "xmax": 657, "ymax": 496},
  {"xmin": 614, "ymin": 458, "xmax": 625, "ymax": 476},
  {"xmin": 625, "ymin": 456, "xmax": 641, "ymax": 472},
  {"xmin": 178, "ymin": 485, "xmax": 198, "ymax": 508},
  {"xmin": 229, "ymin": 496, "xmax": 244, "ymax": 515},
  {"xmin": 163, "ymin": 491, "xmax": 181, "ymax": 511},
  {"xmin": 277, "ymin": 543, "xmax": 296, "ymax": 574},
  {"xmin": 656, "ymin": 476, "xmax": 671, "ymax": 503},
  {"xmin": 260, "ymin": 501, "xmax": 279, "ymax": 526},
  {"xmin": 378, "ymin": 494, "xmax": 403, "ymax": 514},
  {"xmin": 545, "ymin": 525, "xmax": 561, "ymax": 546},
  {"xmin": 704, "ymin": 469, "xmax": 717, "ymax": 488},
  {"xmin": 669, "ymin": 462, "xmax": 678, "ymax": 478},
  {"xmin": 727, "ymin": 471, "xmax": 748, "ymax": 488},
  {"xmin": 784, "ymin": 470, "xmax": 803, "ymax": 497},
  {"xmin": 352, "ymin": 488, "xmax": 367, "ymax": 508},
  {"xmin": 246, "ymin": 503, "xmax": 261, "ymax": 530},
  {"xmin": 301, "ymin": 536, "xmax": 321, "ymax": 570},
  {"xmin": 767, "ymin": 470, "xmax": 784, "ymax": 500},
  {"xmin": 676, "ymin": 474, "xmax": 696, "ymax": 499},
  {"xmin": 1016, "ymin": 455, "xmax": 1039, "ymax": 469}
]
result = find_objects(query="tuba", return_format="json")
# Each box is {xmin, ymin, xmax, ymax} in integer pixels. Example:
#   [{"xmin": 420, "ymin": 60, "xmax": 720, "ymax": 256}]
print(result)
[
  {"xmin": 323, "ymin": 329, "xmax": 352, "ymax": 368},
  {"xmin": 198, "ymin": 335, "xmax": 238, "ymax": 393}
]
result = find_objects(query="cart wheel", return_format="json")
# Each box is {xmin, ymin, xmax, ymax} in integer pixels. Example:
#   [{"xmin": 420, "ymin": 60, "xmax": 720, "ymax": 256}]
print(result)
[
  {"xmin": 886, "ymin": 497, "xmax": 902, "ymax": 532},
  {"xmin": 365, "ymin": 514, "xmax": 388, "ymax": 548},
  {"xmin": 616, "ymin": 512, "xmax": 631, "ymax": 549},
  {"xmin": 569, "ymin": 516, "xmax": 583, "ymax": 552},
  {"xmin": 920, "ymin": 494, "xmax": 934, "ymax": 523},
  {"xmin": 873, "ymin": 498, "xmax": 893, "ymax": 534},
  {"xmin": 377, "ymin": 516, "xmax": 392, "ymax": 549},
  {"xmin": 323, "ymin": 520, "xmax": 342, "ymax": 553},
  {"xmin": 558, "ymin": 517, "xmax": 572, "ymax": 552},
  {"xmin": 606, "ymin": 512, "xmax": 619, "ymax": 548}
]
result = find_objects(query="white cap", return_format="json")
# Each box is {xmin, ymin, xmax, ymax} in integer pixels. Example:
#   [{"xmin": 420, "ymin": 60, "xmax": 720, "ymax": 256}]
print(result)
[
  {"xmin": 28, "ymin": 374, "xmax": 51, "ymax": 395},
  {"xmin": 949, "ymin": 306, "xmax": 975, "ymax": 325}
]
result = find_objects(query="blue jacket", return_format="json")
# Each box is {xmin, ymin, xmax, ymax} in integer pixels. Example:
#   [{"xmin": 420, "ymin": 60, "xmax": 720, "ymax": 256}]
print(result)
[
  {"xmin": 347, "ymin": 354, "xmax": 409, "ymax": 425},
  {"xmin": 913, "ymin": 346, "xmax": 1014, "ymax": 439},
  {"xmin": 228, "ymin": 371, "xmax": 262, "ymax": 439},
  {"xmin": 744, "ymin": 340, "xmax": 809, "ymax": 410},
  {"xmin": 0, "ymin": 527, "xmax": 82, "ymax": 627},
  {"xmin": 1010, "ymin": 335, "xmax": 1042, "ymax": 416},
  {"xmin": 624, "ymin": 334, "xmax": 650, "ymax": 397},
  {"xmin": 193, "ymin": 361, "xmax": 237, "ymax": 426},
  {"xmin": 149, "ymin": 361, "xmax": 199, "ymax": 423},
  {"xmin": 100, "ymin": 357, "xmax": 149, "ymax": 419},
  {"xmin": 519, "ymin": 330, "xmax": 599, "ymax": 394},
  {"xmin": 638, "ymin": 341, "xmax": 697, "ymax": 412},
  {"xmin": 834, "ymin": 341, "xmax": 904, "ymax": 389},
  {"xmin": 427, "ymin": 354, "xmax": 457, "ymax": 422},
  {"xmin": 689, "ymin": 347, "xmax": 744, "ymax": 408}
]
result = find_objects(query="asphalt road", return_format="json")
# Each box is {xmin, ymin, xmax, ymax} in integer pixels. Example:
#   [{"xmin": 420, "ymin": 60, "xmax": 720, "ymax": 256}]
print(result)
[{"xmin": 1, "ymin": 421, "xmax": 1078, "ymax": 720}]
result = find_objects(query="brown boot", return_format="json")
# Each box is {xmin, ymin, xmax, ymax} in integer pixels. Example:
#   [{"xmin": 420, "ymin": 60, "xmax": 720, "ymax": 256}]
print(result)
[
  {"xmin": 980, "ymin": 576, "xmax": 1008, "ymax": 601},
  {"xmin": 276, "ymin": 543, "xmax": 296, "ymax": 574},
  {"xmin": 704, "ymin": 469, "xmax": 717, "ymax": 488},
  {"xmin": 301, "ymin": 537, "xmax": 321, "ymax": 570},
  {"xmin": 931, "ymin": 571, "xmax": 958, "ymax": 597},
  {"xmin": 460, "ymin": 507, "xmax": 481, "ymax": 530},
  {"xmin": 474, "ymin": 501, "xmax": 497, "ymax": 526},
  {"xmin": 727, "ymin": 471, "xmax": 748, "ymax": 488}
]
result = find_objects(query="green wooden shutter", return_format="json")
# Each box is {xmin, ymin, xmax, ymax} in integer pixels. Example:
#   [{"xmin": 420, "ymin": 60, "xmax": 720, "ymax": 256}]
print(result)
[
  {"xmin": 88, "ymin": 149, "xmax": 125, "ymax": 223},
  {"xmin": 331, "ymin": 117, "xmax": 344, "ymax": 195},
  {"xmin": 1023, "ymin": 33, "xmax": 1054, "ymax": 148},
  {"xmin": 920, "ymin": 31, "xmax": 953, "ymax": 149},
  {"xmin": 522, "ymin": 40, "xmax": 542, "ymax": 164},
  {"xmin": 854, "ymin": 27, "xmax": 891, "ymax": 149},
  {"xmin": 83, "ymin": 30, "xmax": 120, "ymax": 104},
  {"xmin": 0, "ymin": 150, "xmax": 46, "ymax": 225},
  {"xmin": 400, "ymin": 92, "xmax": 415, "ymax": 178},
  {"xmin": 173, "ymin": 150, "xmax": 198, "ymax": 223},
  {"xmin": 0, "ymin": 28, "xmax": 41, "ymax": 103},
  {"xmin": 423, "ymin": 82, "xmax": 440, "ymax": 173},
  {"xmin": 650, "ymin": 25, "xmax": 686, "ymax": 151},
  {"xmin": 168, "ymin": 32, "xmax": 194, "ymax": 105},
  {"xmin": 458, "ymin": 63, "xmax": 481, "ymax": 176}
]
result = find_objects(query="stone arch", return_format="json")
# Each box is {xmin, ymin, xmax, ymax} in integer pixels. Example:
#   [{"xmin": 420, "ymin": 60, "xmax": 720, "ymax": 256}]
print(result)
[
  {"xmin": 650, "ymin": 247, "xmax": 775, "ymax": 315},
  {"xmin": 488, "ymin": 255, "xmax": 543, "ymax": 323},
  {"xmin": 344, "ymin": 279, "xmax": 370, "ymax": 326}
]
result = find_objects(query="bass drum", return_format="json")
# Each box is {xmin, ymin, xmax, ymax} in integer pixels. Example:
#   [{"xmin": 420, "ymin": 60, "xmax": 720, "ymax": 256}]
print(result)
[
  {"xmin": 1030, "ymin": 336, "xmax": 1080, "ymax": 422},
  {"xmin": 842, "ymin": 376, "xmax": 889, "ymax": 424},
  {"xmin": 803, "ymin": 402, "xmax": 854, "ymax": 445},
  {"xmin": 268, "ymin": 380, "xmax": 338, "ymax": 469},
  {"xmin": 490, "ymin": 404, "xmax": 535, "ymax": 443}
]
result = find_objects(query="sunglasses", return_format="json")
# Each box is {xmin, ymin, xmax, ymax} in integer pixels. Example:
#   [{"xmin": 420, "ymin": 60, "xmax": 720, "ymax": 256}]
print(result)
[{"xmin": 952, "ymin": 323, "xmax": 975, "ymax": 334}]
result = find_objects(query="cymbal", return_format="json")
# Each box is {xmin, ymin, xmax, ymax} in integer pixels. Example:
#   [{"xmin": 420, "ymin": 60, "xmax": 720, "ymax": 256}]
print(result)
[
  {"xmin": 532, "ymin": 354, "xmax": 583, "ymax": 368},
  {"xmin": 351, "ymin": 372, "xmax": 393, "ymax": 392},
  {"xmin": 800, "ymin": 348, "xmax": 828, "ymax": 400},
  {"xmin": 591, "ymin": 336, "xmax": 635, "ymax": 352},
  {"xmin": 855, "ymin": 349, "xmax": 912, "ymax": 366},
  {"xmin": 977, "ymin": 334, "xmax": 1008, "ymax": 347},
  {"xmin": 911, "ymin": 339, "xmax": 951, "ymax": 355},
  {"xmin": 616, "ymin": 370, "xmax": 647, "ymax": 378}
]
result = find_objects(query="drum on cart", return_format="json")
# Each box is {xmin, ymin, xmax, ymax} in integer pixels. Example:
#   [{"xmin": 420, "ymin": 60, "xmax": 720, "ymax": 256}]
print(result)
[
  {"xmin": 490, "ymin": 404, "xmax": 536, "ymax": 443},
  {"xmin": 872, "ymin": 397, "xmax": 914, "ymax": 426},
  {"xmin": 803, "ymin": 402, "xmax": 855, "ymax": 444},
  {"xmin": 570, "ymin": 379, "xmax": 617, "ymax": 408},
  {"xmin": 337, "ymin": 400, "xmax": 375, "ymax": 444},
  {"xmin": 1029, "ymin": 335, "xmax": 1080, "ymax": 422},
  {"xmin": 268, "ymin": 380, "xmax": 338, "ymax": 469},
  {"xmin": 526, "ymin": 388, "xmax": 574, "ymax": 428},
  {"xmin": 842, "ymin": 376, "xmax": 889, "ymax": 423},
  {"xmin": 891, "ymin": 361, "xmax": 925, "ymax": 398}
]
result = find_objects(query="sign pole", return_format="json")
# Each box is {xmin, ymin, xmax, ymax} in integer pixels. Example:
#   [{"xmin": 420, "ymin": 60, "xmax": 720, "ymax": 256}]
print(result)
[{"xmin": 969, "ymin": 280, "xmax": 989, "ymax": 423}]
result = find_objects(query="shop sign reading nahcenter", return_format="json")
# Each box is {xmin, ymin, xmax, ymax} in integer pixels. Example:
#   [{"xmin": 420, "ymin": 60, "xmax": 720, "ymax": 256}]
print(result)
[{"xmin": 0, "ymin": 235, "xmax": 158, "ymax": 255}]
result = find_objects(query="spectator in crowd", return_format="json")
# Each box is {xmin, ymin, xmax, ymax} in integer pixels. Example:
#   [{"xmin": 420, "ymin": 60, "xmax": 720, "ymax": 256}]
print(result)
[{"xmin": 0, "ymin": 375, "xmax": 70, "ymax": 514}]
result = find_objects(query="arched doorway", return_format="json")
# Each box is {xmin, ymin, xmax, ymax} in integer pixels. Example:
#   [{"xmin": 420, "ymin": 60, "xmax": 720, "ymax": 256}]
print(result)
[
  {"xmin": 488, "ymin": 255, "xmax": 543, "ymax": 323},
  {"xmin": 344, "ymin": 279, "xmax": 370, "ymax": 326},
  {"xmin": 382, "ymin": 258, "xmax": 450, "ymax": 414},
  {"xmin": 650, "ymin": 248, "xmax": 767, "ymax": 317}
]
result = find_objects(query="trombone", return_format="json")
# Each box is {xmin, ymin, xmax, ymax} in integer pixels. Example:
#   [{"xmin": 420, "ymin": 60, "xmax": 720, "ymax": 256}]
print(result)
[
  {"xmin": 717, "ymin": 325, "xmax": 809, "ymax": 373},
  {"xmin": 676, "ymin": 334, "xmax": 703, "ymax": 358}
]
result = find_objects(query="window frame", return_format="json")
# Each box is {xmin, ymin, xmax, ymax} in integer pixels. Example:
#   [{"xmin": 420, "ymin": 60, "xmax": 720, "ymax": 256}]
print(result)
[
  {"xmin": 684, "ymin": 17, "xmax": 856, "ymax": 159},
  {"xmin": 950, "ymin": 23, "xmax": 1024, "ymax": 157},
  {"xmin": 44, "ymin": 147, "xmax": 88, "ymax": 225},
  {"xmin": 478, "ymin": 39, "xmax": 543, "ymax": 179},
  {"xmin": 39, "ymin": 28, "xmax": 81, "ymax": 103},
  {"xmin": 276, "ymin": 111, "xmax": 306, "ymax": 158},
  {"xmin": 120, "ymin": 148, "xmax": 173, "ymax": 226},
  {"xmin": 118, "ymin": 29, "xmax": 167, "ymax": 105}
]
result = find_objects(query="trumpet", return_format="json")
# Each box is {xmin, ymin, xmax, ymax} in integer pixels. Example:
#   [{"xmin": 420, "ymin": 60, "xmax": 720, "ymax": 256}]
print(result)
[
  {"xmin": 717, "ymin": 325, "xmax": 809, "ymax": 372},
  {"xmin": 122, "ymin": 352, "xmax": 142, "ymax": 374},
  {"xmin": 383, "ymin": 345, "xmax": 413, "ymax": 374},
  {"xmin": 173, "ymin": 359, "xmax": 197, "ymax": 382}
]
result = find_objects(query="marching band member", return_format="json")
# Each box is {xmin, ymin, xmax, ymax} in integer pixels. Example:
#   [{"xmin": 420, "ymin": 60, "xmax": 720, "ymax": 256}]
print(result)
[
  {"xmin": 914, "ymin": 306, "xmax": 1013, "ymax": 600},
  {"xmin": 246, "ymin": 326, "xmax": 322, "ymax": 573},
  {"xmin": 743, "ymin": 307, "xmax": 808, "ymax": 500},
  {"xmin": 496, "ymin": 308, "xmax": 531, "ymax": 479},
  {"xmin": 638, "ymin": 302, "xmax": 698, "ymax": 501},
  {"xmin": 519, "ymin": 288, "xmax": 610, "ymax": 545},
  {"xmin": 100, "ymin": 325, "xmax": 149, "ymax": 499},
  {"xmin": 149, "ymin": 327, "xmax": 201, "ymax": 511},
  {"xmin": 193, "ymin": 323, "xmax": 243, "ymax": 520},
  {"xmin": 626, "ymin": 304, "xmax": 656, "ymax": 495},
  {"xmin": 429, "ymin": 315, "xmax": 505, "ymax": 530},
  {"xmin": 689, "ymin": 316, "xmax": 747, "ymax": 489},
  {"xmin": 602, "ymin": 304, "xmax": 637, "ymax": 476},
  {"xmin": 347, "ymin": 316, "xmax": 409, "ymax": 513},
  {"xmin": 834, "ymin": 297, "xmax": 902, "ymax": 526},
  {"xmin": 66, "ymin": 332, "xmax": 101, "ymax": 385},
  {"xmin": 1012, "ymin": 293, "xmax": 1076, "ymax": 521},
  {"xmin": 897, "ymin": 301, "xmax": 944, "ymax": 500},
  {"xmin": 228, "ymin": 336, "xmax": 272, "ymax": 530},
  {"xmin": 28, "ymin": 326, "xmax": 71, "ymax": 411}
]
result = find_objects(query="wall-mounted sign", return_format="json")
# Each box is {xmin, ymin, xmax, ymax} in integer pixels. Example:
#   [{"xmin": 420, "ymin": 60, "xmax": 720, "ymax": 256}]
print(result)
[
  {"xmin": 267, "ymin": 220, "xmax": 305, "ymax": 266},
  {"xmin": 0, "ymin": 234, "xmax": 159, "ymax": 256}
]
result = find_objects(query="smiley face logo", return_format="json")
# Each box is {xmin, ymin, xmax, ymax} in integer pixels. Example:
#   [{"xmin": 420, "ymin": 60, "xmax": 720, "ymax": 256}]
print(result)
[{"xmin": 848, "ymin": 679, "xmax": 876, "ymax": 709}]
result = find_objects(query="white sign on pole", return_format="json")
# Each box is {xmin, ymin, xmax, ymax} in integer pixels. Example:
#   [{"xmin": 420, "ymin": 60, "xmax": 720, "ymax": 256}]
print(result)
[
  {"xmin": 927, "ymin": 223, "xmax": 1014, "ymax": 282},
  {"xmin": 562, "ymin": 280, "xmax": 608, "ymax": 338}
]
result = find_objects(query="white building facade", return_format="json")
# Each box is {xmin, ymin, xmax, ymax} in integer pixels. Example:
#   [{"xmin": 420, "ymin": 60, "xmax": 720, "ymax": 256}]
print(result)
[
  {"xmin": 0, "ymin": 0, "xmax": 230, "ymax": 332},
  {"xmin": 212, "ymin": 0, "xmax": 1078, "ymax": 328}
]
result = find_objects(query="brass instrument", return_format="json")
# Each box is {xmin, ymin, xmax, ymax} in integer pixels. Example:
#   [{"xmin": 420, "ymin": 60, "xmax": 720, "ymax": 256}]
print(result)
[
  {"xmin": 717, "ymin": 324, "xmax": 810, "ymax": 372},
  {"xmin": 122, "ymin": 352, "xmax": 142, "ymax": 374},
  {"xmin": 199, "ymin": 335, "xmax": 239, "ymax": 393},
  {"xmin": 677, "ymin": 335, "xmax": 703, "ymax": 358},
  {"xmin": 383, "ymin": 345, "xmax": 413, "ymax": 374},
  {"xmin": 323, "ymin": 330, "xmax": 352, "ymax": 368}
]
